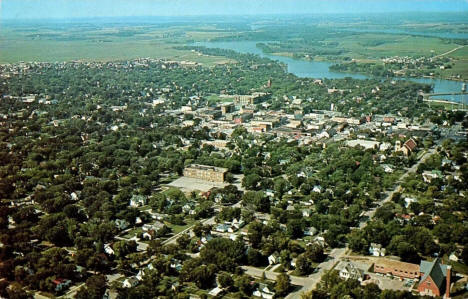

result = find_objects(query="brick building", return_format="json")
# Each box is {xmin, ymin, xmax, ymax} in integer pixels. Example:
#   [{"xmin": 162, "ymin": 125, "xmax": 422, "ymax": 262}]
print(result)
[
  {"xmin": 183, "ymin": 164, "xmax": 228, "ymax": 183},
  {"xmin": 233, "ymin": 92, "xmax": 269, "ymax": 106},
  {"xmin": 418, "ymin": 258, "xmax": 451, "ymax": 298},
  {"xmin": 373, "ymin": 258, "xmax": 420, "ymax": 279}
]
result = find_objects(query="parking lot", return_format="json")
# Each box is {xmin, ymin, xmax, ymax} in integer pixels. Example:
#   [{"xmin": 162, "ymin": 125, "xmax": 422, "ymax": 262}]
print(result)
[
  {"xmin": 367, "ymin": 273, "xmax": 415, "ymax": 291},
  {"xmin": 167, "ymin": 176, "xmax": 228, "ymax": 192}
]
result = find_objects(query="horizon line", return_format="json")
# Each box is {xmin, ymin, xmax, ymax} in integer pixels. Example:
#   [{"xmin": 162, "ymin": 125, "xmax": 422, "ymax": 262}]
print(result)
[{"xmin": 2, "ymin": 10, "xmax": 468, "ymax": 22}]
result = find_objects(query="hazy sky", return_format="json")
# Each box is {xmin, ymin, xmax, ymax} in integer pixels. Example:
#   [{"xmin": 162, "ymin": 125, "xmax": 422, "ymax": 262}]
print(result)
[{"xmin": 2, "ymin": 0, "xmax": 468, "ymax": 20}]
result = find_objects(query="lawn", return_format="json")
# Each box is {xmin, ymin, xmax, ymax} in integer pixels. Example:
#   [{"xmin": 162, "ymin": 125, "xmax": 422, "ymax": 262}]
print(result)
[
  {"xmin": 166, "ymin": 219, "xmax": 195, "ymax": 234},
  {"xmin": 123, "ymin": 227, "xmax": 143, "ymax": 239}
]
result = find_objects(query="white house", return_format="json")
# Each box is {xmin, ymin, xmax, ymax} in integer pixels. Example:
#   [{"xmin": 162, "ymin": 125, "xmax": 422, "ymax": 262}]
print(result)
[
  {"xmin": 304, "ymin": 227, "xmax": 318, "ymax": 236},
  {"xmin": 208, "ymin": 286, "xmax": 224, "ymax": 297},
  {"xmin": 268, "ymin": 253, "xmax": 280, "ymax": 265},
  {"xmin": 339, "ymin": 262, "xmax": 364, "ymax": 282},
  {"xmin": 129, "ymin": 195, "xmax": 147, "ymax": 207},
  {"xmin": 70, "ymin": 192, "xmax": 79, "ymax": 201},
  {"xmin": 369, "ymin": 243, "xmax": 386, "ymax": 257},
  {"xmin": 404, "ymin": 197, "xmax": 417, "ymax": 208},
  {"xmin": 449, "ymin": 252, "xmax": 459, "ymax": 262},
  {"xmin": 253, "ymin": 283, "xmax": 275, "ymax": 299},
  {"xmin": 215, "ymin": 223, "xmax": 230, "ymax": 233},
  {"xmin": 104, "ymin": 243, "xmax": 114, "ymax": 256},
  {"xmin": 302, "ymin": 209, "xmax": 313, "ymax": 217},
  {"xmin": 136, "ymin": 270, "xmax": 146, "ymax": 281},
  {"xmin": 142, "ymin": 221, "xmax": 164, "ymax": 232},
  {"xmin": 232, "ymin": 218, "xmax": 245, "ymax": 230},
  {"xmin": 312, "ymin": 185, "xmax": 323, "ymax": 193},
  {"xmin": 265, "ymin": 189, "xmax": 275, "ymax": 197},
  {"xmin": 142, "ymin": 232, "xmax": 154, "ymax": 240},
  {"xmin": 122, "ymin": 277, "xmax": 139, "ymax": 288}
]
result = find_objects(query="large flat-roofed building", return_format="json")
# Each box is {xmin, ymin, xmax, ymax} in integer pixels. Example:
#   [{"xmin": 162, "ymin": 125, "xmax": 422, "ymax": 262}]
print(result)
[
  {"xmin": 183, "ymin": 164, "xmax": 228, "ymax": 183},
  {"xmin": 234, "ymin": 92, "xmax": 269, "ymax": 106},
  {"xmin": 373, "ymin": 258, "xmax": 420, "ymax": 279}
]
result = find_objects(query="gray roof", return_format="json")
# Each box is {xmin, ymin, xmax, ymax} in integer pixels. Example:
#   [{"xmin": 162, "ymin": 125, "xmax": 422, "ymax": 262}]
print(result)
[
  {"xmin": 420, "ymin": 258, "xmax": 448, "ymax": 288},
  {"xmin": 341, "ymin": 262, "xmax": 363, "ymax": 277}
]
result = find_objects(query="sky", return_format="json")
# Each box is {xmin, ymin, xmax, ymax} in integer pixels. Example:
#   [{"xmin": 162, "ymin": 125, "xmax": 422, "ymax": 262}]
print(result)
[{"xmin": 1, "ymin": 0, "xmax": 468, "ymax": 20}]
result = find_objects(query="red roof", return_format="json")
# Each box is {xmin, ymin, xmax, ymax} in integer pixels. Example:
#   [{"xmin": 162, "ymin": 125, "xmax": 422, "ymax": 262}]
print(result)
[
  {"xmin": 52, "ymin": 278, "xmax": 66, "ymax": 285},
  {"xmin": 403, "ymin": 138, "xmax": 417, "ymax": 151}
]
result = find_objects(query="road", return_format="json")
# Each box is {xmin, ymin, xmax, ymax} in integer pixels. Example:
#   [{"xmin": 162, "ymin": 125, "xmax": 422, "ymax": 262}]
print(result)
[
  {"xmin": 359, "ymin": 148, "xmax": 436, "ymax": 229},
  {"xmin": 433, "ymin": 45, "xmax": 465, "ymax": 59},
  {"xmin": 57, "ymin": 282, "xmax": 85, "ymax": 299},
  {"xmin": 241, "ymin": 247, "xmax": 348, "ymax": 299},
  {"xmin": 163, "ymin": 200, "xmax": 242, "ymax": 245},
  {"xmin": 108, "ymin": 148, "xmax": 436, "ymax": 297}
]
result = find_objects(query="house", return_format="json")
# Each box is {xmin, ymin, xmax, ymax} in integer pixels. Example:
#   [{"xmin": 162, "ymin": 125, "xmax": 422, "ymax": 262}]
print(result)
[
  {"xmin": 449, "ymin": 252, "xmax": 459, "ymax": 263},
  {"xmin": 404, "ymin": 197, "xmax": 417, "ymax": 208},
  {"xmin": 265, "ymin": 189, "xmax": 275, "ymax": 197},
  {"xmin": 70, "ymin": 192, "xmax": 79, "ymax": 201},
  {"xmin": 129, "ymin": 195, "xmax": 147, "ymax": 207},
  {"xmin": 122, "ymin": 277, "xmax": 139, "ymax": 288},
  {"xmin": 302, "ymin": 209, "xmax": 313, "ymax": 217},
  {"xmin": 232, "ymin": 218, "xmax": 245, "ymax": 230},
  {"xmin": 201, "ymin": 234, "xmax": 213, "ymax": 244},
  {"xmin": 346, "ymin": 139, "xmax": 380, "ymax": 150},
  {"xmin": 115, "ymin": 219, "xmax": 130, "ymax": 230},
  {"xmin": 142, "ymin": 221, "xmax": 164, "ymax": 232},
  {"xmin": 312, "ymin": 185, "xmax": 323, "ymax": 193},
  {"xmin": 395, "ymin": 213, "xmax": 413, "ymax": 224},
  {"xmin": 369, "ymin": 243, "xmax": 386, "ymax": 257},
  {"xmin": 170, "ymin": 262, "xmax": 183, "ymax": 272},
  {"xmin": 382, "ymin": 164, "xmax": 394, "ymax": 173},
  {"xmin": 418, "ymin": 258, "xmax": 451, "ymax": 298},
  {"xmin": 422, "ymin": 170, "xmax": 443, "ymax": 183},
  {"xmin": 373, "ymin": 258, "xmax": 419, "ymax": 279},
  {"xmin": 304, "ymin": 227, "xmax": 318, "ymax": 236},
  {"xmin": 215, "ymin": 223, "xmax": 230, "ymax": 233},
  {"xmin": 253, "ymin": 283, "xmax": 275, "ymax": 299},
  {"xmin": 339, "ymin": 262, "xmax": 364, "ymax": 282},
  {"xmin": 208, "ymin": 286, "xmax": 224, "ymax": 297},
  {"xmin": 104, "ymin": 243, "xmax": 115, "ymax": 256},
  {"xmin": 52, "ymin": 278, "xmax": 72, "ymax": 292},
  {"xmin": 136, "ymin": 270, "xmax": 146, "ymax": 281},
  {"xmin": 313, "ymin": 236, "xmax": 327, "ymax": 247},
  {"xmin": 268, "ymin": 253, "xmax": 280, "ymax": 265},
  {"xmin": 142, "ymin": 231, "xmax": 154, "ymax": 240},
  {"xmin": 396, "ymin": 138, "xmax": 417, "ymax": 156}
]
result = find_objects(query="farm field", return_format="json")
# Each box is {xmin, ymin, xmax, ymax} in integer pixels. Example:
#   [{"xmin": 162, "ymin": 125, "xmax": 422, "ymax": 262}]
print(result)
[{"xmin": 0, "ymin": 25, "xmax": 234, "ymax": 65}]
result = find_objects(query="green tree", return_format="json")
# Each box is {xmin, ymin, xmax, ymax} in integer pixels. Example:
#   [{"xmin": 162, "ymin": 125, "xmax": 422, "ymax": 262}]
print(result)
[
  {"xmin": 275, "ymin": 273, "xmax": 291, "ymax": 297},
  {"xmin": 217, "ymin": 272, "xmax": 234, "ymax": 289}
]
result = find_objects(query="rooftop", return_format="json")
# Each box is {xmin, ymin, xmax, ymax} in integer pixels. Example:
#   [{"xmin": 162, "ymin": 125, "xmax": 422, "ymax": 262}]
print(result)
[
  {"xmin": 185, "ymin": 164, "xmax": 228, "ymax": 173},
  {"xmin": 374, "ymin": 258, "xmax": 419, "ymax": 273}
]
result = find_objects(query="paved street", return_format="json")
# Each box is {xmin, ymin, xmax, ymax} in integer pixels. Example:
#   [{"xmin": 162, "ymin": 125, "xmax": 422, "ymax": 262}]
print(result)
[
  {"xmin": 163, "ymin": 200, "xmax": 241, "ymax": 245},
  {"xmin": 242, "ymin": 247, "xmax": 348, "ymax": 299},
  {"xmin": 108, "ymin": 147, "xmax": 437, "ymax": 298},
  {"xmin": 360, "ymin": 148, "xmax": 435, "ymax": 228}
]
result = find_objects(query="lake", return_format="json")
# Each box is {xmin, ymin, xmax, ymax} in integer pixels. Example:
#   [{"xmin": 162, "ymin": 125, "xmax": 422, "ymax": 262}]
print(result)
[{"xmin": 195, "ymin": 41, "xmax": 467, "ymax": 104}]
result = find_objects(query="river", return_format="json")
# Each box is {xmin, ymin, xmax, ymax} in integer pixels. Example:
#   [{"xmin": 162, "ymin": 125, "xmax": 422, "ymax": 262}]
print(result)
[{"xmin": 195, "ymin": 41, "xmax": 467, "ymax": 104}]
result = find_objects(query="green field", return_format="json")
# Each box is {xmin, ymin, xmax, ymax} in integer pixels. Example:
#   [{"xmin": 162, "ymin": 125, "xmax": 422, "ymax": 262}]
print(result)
[
  {"xmin": 0, "ymin": 26, "xmax": 234, "ymax": 65},
  {"xmin": 338, "ymin": 33, "xmax": 459, "ymax": 58},
  {"xmin": 267, "ymin": 33, "xmax": 463, "ymax": 60}
]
